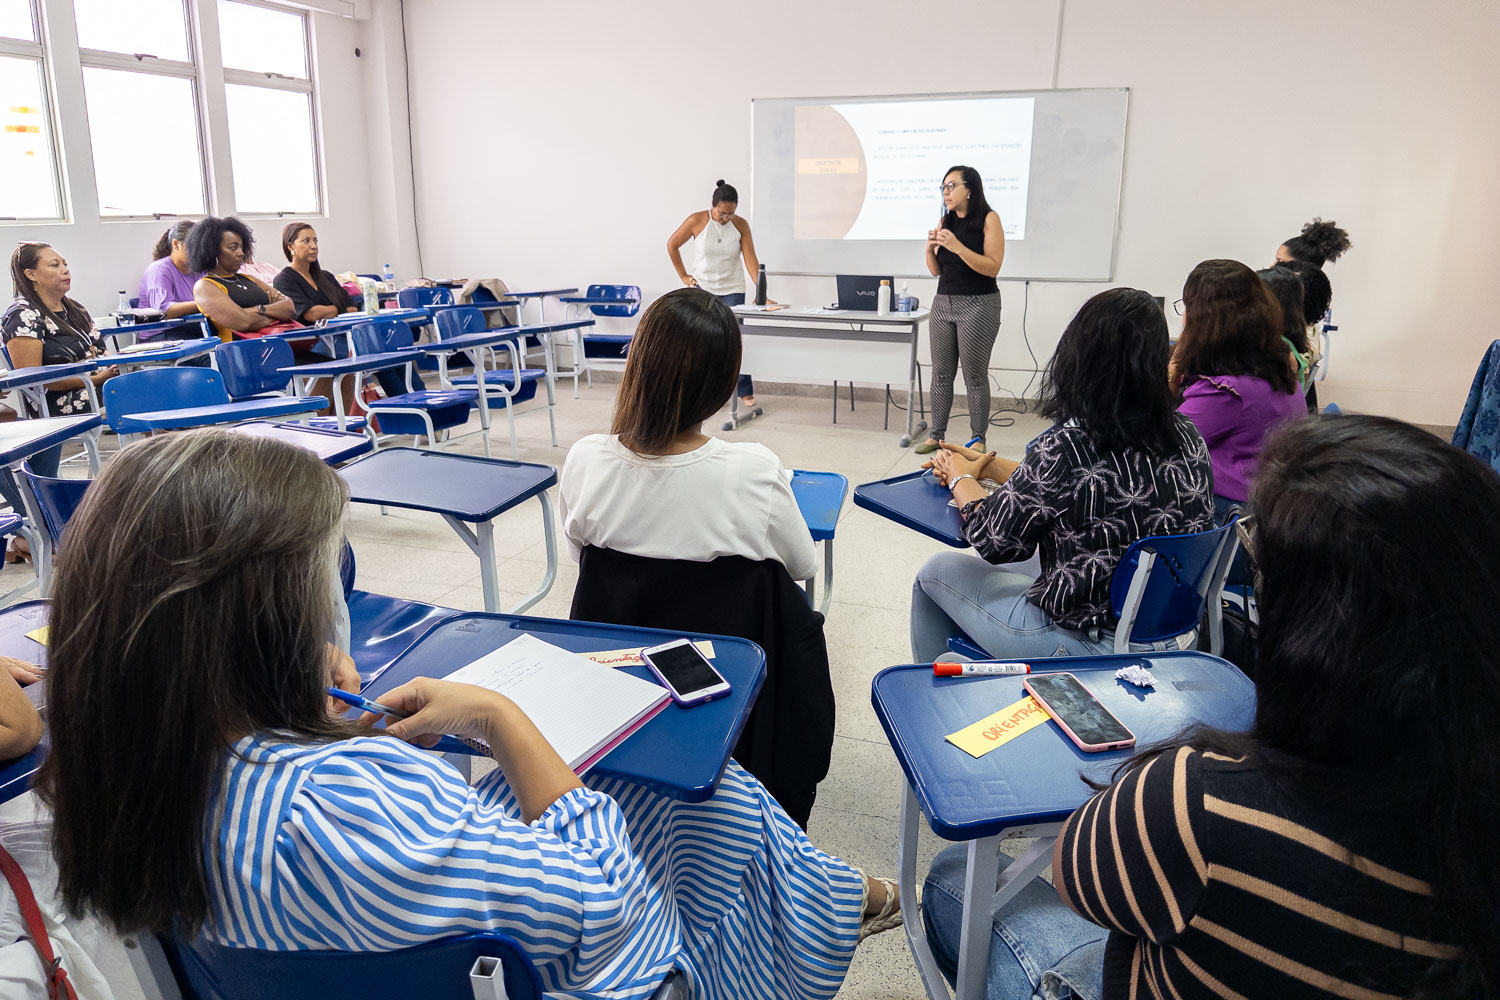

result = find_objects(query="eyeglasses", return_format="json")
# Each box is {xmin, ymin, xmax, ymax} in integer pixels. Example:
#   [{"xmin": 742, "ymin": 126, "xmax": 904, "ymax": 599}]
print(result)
[
  {"xmin": 1173, "ymin": 298, "xmax": 1185, "ymax": 316},
  {"xmin": 1234, "ymin": 514, "xmax": 1256, "ymax": 561},
  {"xmin": 940, "ymin": 182, "xmax": 964, "ymax": 194}
]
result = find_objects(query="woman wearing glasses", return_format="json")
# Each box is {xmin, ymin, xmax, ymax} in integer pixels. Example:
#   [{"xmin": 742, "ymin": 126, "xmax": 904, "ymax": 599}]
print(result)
[{"xmin": 915, "ymin": 166, "xmax": 1006, "ymax": 455}]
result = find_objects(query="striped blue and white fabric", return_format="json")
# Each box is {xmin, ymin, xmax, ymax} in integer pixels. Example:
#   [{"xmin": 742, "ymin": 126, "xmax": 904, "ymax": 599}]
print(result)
[{"xmin": 208, "ymin": 734, "xmax": 864, "ymax": 999}]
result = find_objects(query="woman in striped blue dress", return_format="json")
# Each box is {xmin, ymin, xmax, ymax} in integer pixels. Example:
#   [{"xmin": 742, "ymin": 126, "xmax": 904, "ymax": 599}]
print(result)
[{"xmin": 35, "ymin": 430, "xmax": 901, "ymax": 1000}]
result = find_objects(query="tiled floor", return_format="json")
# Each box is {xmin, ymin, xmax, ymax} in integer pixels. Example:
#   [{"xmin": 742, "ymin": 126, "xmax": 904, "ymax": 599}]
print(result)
[{"xmin": 2, "ymin": 382, "xmax": 1052, "ymax": 999}]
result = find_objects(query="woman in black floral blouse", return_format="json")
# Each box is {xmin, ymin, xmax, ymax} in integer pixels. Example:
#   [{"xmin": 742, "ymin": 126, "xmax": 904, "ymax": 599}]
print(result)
[
  {"xmin": 0, "ymin": 244, "xmax": 117, "ymax": 545},
  {"xmin": 911, "ymin": 288, "xmax": 1216, "ymax": 662}
]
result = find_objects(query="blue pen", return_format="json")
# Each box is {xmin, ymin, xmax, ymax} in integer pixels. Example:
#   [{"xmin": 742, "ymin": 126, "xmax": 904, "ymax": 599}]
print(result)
[{"xmin": 326, "ymin": 687, "xmax": 488, "ymax": 757}]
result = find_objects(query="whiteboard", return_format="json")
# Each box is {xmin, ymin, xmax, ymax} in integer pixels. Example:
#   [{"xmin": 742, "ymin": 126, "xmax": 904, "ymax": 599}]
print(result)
[{"xmin": 751, "ymin": 88, "xmax": 1129, "ymax": 282}]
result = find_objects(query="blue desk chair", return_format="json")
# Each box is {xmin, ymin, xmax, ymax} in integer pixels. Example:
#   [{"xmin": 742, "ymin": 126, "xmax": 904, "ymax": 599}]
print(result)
[
  {"xmin": 18, "ymin": 465, "xmax": 87, "ymax": 547},
  {"xmin": 789, "ymin": 470, "xmax": 848, "ymax": 616},
  {"xmin": 338, "ymin": 539, "xmax": 458, "ymax": 686},
  {"xmin": 396, "ymin": 286, "xmax": 453, "ymax": 309},
  {"xmin": 1111, "ymin": 519, "xmax": 1238, "ymax": 655},
  {"xmin": 351, "ymin": 319, "xmax": 477, "ymax": 450},
  {"xmin": 944, "ymin": 520, "xmax": 1239, "ymax": 661},
  {"xmin": 432, "ymin": 306, "xmax": 555, "ymax": 458},
  {"xmin": 558, "ymin": 284, "xmax": 641, "ymax": 394},
  {"xmin": 215, "ymin": 339, "xmax": 370, "ymax": 435},
  {"xmin": 102, "ymin": 368, "xmax": 328, "ymax": 438}
]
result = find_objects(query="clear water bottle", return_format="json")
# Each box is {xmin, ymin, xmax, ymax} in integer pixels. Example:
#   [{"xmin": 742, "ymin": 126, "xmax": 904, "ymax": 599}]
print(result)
[
  {"xmin": 382, "ymin": 263, "xmax": 395, "ymax": 285},
  {"xmin": 360, "ymin": 277, "xmax": 380, "ymax": 315},
  {"xmin": 877, "ymin": 279, "xmax": 891, "ymax": 316},
  {"xmin": 754, "ymin": 264, "xmax": 768, "ymax": 306},
  {"xmin": 116, "ymin": 290, "xmax": 132, "ymax": 324},
  {"xmin": 898, "ymin": 281, "xmax": 911, "ymax": 313}
]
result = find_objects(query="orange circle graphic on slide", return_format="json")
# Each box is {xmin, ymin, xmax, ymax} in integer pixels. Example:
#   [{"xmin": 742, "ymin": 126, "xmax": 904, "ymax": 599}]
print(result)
[{"xmin": 794, "ymin": 106, "xmax": 867, "ymax": 240}]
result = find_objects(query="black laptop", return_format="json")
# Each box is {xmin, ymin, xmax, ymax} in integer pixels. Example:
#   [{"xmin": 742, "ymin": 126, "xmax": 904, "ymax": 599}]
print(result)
[{"xmin": 835, "ymin": 274, "xmax": 895, "ymax": 311}]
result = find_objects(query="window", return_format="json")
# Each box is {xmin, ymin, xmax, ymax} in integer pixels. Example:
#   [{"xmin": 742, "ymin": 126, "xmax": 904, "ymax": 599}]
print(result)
[
  {"xmin": 0, "ymin": 0, "xmax": 63, "ymax": 221},
  {"xmin": 219, "ymin": 0, "xmax": 320, "ymax": 215},
  {"xmin": 74, "ymin": 0, "xmax": 205, "ymax": 218}
]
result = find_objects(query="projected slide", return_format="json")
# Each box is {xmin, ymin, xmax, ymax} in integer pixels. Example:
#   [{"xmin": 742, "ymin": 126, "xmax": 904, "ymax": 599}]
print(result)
[{"xmin": 794, "ymin": 97, "xmax": 1034, "ymax": 242}]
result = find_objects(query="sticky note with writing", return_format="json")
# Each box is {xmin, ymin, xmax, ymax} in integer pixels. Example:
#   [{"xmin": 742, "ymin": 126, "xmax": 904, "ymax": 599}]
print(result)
[{"xmin": 945, "ymin": 695, "xmax": 1049, "ymax": 759}]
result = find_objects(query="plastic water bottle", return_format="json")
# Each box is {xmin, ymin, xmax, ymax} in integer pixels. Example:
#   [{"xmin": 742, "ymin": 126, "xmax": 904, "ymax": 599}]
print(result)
[
  {"xmin": 898, "ymin": 281, "xmax": 911, "ymax": 313},
  {"xmin": 381, "ymin": 263, "xmax": 395, "ymax": 285},
  {"xmin": 754, "ymin": 264, "xmax": 768, "ymax": 306},
  {"xmin": 877, "ymin": 279, "xmax": 891, "ymax": 316},
  {"xmin": 116, "ymin": 290, "xmax": 133, "ymax": 324}
]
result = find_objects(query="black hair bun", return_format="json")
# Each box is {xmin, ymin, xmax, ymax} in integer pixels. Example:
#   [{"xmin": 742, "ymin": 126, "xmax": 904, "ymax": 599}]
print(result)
[
  {"xmin": 1301, "ymin": 218, "xmax": 1351, "ymax": 263},
  {"xmin": 716, "ymin": 179, "xmax": 725, "ymax": 186}
]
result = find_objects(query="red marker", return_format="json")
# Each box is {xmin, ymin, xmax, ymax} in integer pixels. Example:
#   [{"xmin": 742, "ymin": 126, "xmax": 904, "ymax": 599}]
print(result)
[{"xmin": 933, "ymin": 661, "xmax": 1031, "ymax": 677}]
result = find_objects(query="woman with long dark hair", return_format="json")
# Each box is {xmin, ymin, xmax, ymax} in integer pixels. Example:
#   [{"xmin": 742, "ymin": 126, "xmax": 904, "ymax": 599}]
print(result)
[
  {"xmin": 272, "ymin": 222, "xmax": 357, "ymax": 325},
  {"xmin": 1173, "ymin": 259, "xmax": 1306, "ymax": 513},
  {"xmin": 137, "ymin": 220, "xmax": 201, "ymax": 319},
  {"xmin": 37, "ymin": 428, "xmax": 900, "ymax": 998},
  {"xmin": 187, "ymin": 216, "xmax": 297, "ymax": 341},
  {"xmin": 924, "ymin": 414, "xmax": 1498, "ymax": 999},
  {"xmin": 914, "ymin": 165, "xmax": 1006, "ymax": 454},
  {"xmin": 910, "ymin": 288, "xmax": 1215, "ymax": 662},
  {"xmin": 1257, "ymin": 265, "xmax": 1320, "ymax": 411},
  {"xmin": 666, "ymin": 180, "xmax": 766, "ymax": 408},
  {"xmin": 559, "ymin": 287, "xmax": 816, "ymax": 580}
]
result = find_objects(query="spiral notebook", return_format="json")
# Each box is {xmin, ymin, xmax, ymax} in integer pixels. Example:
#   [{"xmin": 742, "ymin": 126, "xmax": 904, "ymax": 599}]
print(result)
[{"xmin": 442, "ymin": 633, "xmax": 671, "ymax": 773}]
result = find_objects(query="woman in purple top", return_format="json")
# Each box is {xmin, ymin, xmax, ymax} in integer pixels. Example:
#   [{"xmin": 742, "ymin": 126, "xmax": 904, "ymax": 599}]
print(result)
[
  {"xmin": 137, "ymin": 220, "xmax": 202, "ymax": 319},
  {"xmin": 1172, "ymin": 259, "xmax": 1306, "ymax": 508}
]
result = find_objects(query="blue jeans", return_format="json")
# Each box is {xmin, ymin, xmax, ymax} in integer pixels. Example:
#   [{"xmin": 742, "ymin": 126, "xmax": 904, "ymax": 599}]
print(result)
[
  {"xmin": 716, "ymin": 292, "xmax": 754, "ymax": 397},
  {"xmin": 910, "ymin": 550, "xmax": 1180, "ymax": 662},
  {"xmin": 923, "ymin": 846, "xmax": 1107, "ymax": 1000}
]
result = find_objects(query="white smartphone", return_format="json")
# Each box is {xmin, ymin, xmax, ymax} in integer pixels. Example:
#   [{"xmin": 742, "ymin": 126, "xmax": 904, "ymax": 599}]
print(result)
[{"xmin": 639, "ymin": 639, "xmax": 732, "ymax": 707}]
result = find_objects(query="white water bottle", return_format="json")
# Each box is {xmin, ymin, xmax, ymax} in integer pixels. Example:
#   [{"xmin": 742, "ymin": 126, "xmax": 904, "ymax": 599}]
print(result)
[
  {"xmin": 382, "ymin": 263, "xmax": 395, "ymax": 284},
  {"xmin": 877, "ymin": 279, "xmax": 891, "ymax": 316}
]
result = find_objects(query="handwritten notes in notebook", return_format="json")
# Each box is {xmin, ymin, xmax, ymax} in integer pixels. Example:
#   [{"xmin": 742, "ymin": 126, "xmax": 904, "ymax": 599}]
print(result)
[{"xmin": 444, "ymin": 633, "xmax": 670, "ymax": 772}]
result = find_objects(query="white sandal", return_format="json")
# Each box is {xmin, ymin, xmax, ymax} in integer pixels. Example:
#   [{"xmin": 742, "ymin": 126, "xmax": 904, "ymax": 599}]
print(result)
[{"xmin": 859, "ymin": 875, "xmax": 903, "ymax": 941}]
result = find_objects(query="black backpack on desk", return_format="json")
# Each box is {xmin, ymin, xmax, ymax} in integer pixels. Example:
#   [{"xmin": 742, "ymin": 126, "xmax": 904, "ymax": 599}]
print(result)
[{"xmin": 570, "ymin": 546, "xmax": 835, "ymax": 829}]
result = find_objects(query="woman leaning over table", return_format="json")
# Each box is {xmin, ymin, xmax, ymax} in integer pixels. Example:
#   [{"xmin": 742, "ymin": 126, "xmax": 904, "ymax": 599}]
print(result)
[
  {"xmin": 35, "ymin": 429, "xmax": 904, "ymax": 1000},
  {"xmin": 0, "ymin": 245, "xmax": 117, "ymax": 559},
  {"xmin": 188, "ymin": 216, "xmax": 296, "ymax": 342}
]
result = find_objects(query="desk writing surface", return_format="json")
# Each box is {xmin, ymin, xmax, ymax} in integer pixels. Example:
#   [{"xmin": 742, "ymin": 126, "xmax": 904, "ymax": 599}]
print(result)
[
  {"xmin": 0, "ymin": 601, "xmax": 49, "ymax": 805},
  {"xmin": 363, "ymin": 612, "xmax": 766, "ymax": 802},
  {"xmin": 0, "ymin": 362, "xmax": 98, "ymax": 393},
  {"xmin": 0, "ymin": 415, "xmax": 103, "ymax": 467},
  {"xmin": 734, "ymin": 305, "xmax": 930, "ymax": 324},
  {"xmin": 95, "ymin": 337, "xmax": 219, "ymax": 366},
  {"xmin": 229, "ymin": 421, "xmax": 372, "ymax": 465},
  {"xmin": 871, "ymin": 653, "xmax": 1256, "ymax": 841},
  {"xmin": 854, "ymin": 471, "xmax": 968, "ymax": 548},
  {"xmin": 340, "ymin": 448, "xmax": 556, "ymax": 522}
]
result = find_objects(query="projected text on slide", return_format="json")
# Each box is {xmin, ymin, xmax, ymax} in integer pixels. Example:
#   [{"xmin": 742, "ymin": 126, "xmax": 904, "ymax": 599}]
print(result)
[{"xmin": 793, "ymin": 97, "xmax": 1035, "ymax": 242}]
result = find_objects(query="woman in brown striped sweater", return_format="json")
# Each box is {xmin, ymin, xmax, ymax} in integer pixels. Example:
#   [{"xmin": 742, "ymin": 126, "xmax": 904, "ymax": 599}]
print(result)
[{"xmin": 923, "ymin": 414, "xmax": 1499, "ymax": 999}]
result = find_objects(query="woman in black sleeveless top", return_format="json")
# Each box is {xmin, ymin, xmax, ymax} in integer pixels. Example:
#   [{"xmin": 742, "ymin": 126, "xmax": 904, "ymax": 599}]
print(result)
[{"xmin": 917, "ymin": 166, "xmax": 1005, "ymax": 453}]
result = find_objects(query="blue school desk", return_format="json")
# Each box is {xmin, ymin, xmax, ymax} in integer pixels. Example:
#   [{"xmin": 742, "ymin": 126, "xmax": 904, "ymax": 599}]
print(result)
[
  {"xmin": 228, "ymin": 420, "xmax": 373, "ymax": 465},
  {"xmin": 338, "ymin": 448, "xmax": 557, "ymax": 614},
  {"xmin": 871, "ymin": 653, "xmax": 1256, "ymax": 1000},
  {"xmin": 854, "ymin": 470, "xmax": 968, "ymax": 547},
  {"xmin": 95, "ymin": 336, "xmax": 220, "ymax": 371},
  {"xmin": 364, "ymin": 612, "xmax": 765, "ymax": 803}
]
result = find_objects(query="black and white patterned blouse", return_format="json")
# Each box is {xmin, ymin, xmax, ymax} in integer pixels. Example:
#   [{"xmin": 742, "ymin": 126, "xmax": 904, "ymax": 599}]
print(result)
[
  {"xmin": 1, "ymin": 297, "xmax": 106, "ymax": 417},
  {"xmin": 960, "ymin": 416, "xmax": 1217, "ymax": 630}
]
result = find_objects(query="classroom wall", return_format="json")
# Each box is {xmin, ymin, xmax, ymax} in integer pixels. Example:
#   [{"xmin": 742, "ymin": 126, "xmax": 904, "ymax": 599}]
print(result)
[
  {"xmin": 4, "ymin": 7, "xmax": 379, "ymax": 318},
  {"xmin": 397, "ymin": 0, "xmax": 1499, "ymax": 424}
]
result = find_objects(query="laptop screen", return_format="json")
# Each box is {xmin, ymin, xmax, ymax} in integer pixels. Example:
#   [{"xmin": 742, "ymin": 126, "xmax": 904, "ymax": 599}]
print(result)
[{"xmin": 836, "ymin": 274, "xmax": 895, "ymax": 311}]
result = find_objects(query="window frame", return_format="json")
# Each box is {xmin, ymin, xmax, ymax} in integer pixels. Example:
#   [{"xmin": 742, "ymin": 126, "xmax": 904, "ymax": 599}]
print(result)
[
  {"xmin": 0, "ymin": 0, "xmax": 68, "ymax": 224},
  {"xmin": 219, "ymin": 0, "xmax": 323, "ymax": 218},
  {"xmin": 75, "ymin": 0, "xmax": 210, "ymax": 221}
]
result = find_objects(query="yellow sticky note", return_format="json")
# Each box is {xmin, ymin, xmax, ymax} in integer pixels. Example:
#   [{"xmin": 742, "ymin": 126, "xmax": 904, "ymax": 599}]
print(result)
[
  {"xmin": 579, "ymin": 640, "xmax": 715, "ymax": 668},
  {"xmin": 24, "ymin": 626, "xmax": 48, "ymax": 646},
  {"xmin": 945, "ymin": 696, "xmax": 1050, "ymax": 759}
]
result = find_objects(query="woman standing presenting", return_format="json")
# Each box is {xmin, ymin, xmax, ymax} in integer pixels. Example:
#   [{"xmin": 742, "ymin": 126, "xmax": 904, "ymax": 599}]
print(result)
[
  {"xmin": 668, "ymin": 179, "xmax": 763, "ymax": 408},
  {"xmin": 916, "ymin": 165, "xmax": 1005, "ymax": 454}
]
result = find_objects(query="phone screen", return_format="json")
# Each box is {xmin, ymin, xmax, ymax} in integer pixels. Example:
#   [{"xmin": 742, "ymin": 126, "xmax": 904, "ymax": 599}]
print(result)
[
  {"xmin": 646, "ymin": 643, "xmax": 725, "ymax": 697},
  {"xmin": 1026, "ymin": 673, "xmax": 1132, "ymax": 746}
]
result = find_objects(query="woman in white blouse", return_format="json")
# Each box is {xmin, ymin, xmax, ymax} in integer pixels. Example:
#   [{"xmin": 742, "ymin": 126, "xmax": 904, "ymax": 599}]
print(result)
[{"xmin": 559, "ymin": 287, "xmax": 816, "ymax": 580}]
